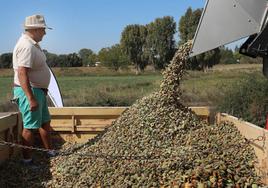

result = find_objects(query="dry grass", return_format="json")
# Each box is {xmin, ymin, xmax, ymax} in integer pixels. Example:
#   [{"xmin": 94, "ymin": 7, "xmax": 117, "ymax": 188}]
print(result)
[
  {"xmin": 0, "ymin": 63, "xmax": 260, "ymax": 77},
  {"xmin": 0, "ymin": 68, "xmax": 13, "ymax": 77},
  {"xmin": 211, "ymin": 63, "xmax": 262, "ymax": 71}
]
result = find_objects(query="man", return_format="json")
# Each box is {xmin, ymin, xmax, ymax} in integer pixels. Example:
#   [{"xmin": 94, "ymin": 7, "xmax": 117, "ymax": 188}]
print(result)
[{"xmin": 13, "ymin": 14, "xmax": 55, "ymax": 164}]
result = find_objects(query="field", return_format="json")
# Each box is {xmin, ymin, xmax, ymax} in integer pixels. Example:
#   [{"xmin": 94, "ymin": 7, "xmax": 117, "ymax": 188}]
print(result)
[{"xmin": 0, "ymin": 64, "xmax": 263, "ymax": 111}]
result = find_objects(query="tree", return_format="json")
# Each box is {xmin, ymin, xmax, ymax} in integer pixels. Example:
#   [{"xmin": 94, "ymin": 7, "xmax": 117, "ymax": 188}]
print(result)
[
  {"xmin": 67, "ymin": 53, "xmax": 83, "ymax": 67},
  {"xmin": 145, "ymin": 16, "xmax": 176, "ymax": 70},
  {"xmin": 78, "ymin": 48, "xmax": 96, "ymax": 67},
  {"xmin": 0, "ymin": 53, "xmax": 12, "ymax": 68},
  {"xmin": 178, "ymin": 8, "xmax": 201, "ymax": 45},
  {"xmin": 56, "ymin": 55, "xmax": 68, "ymax": 67},
  {"xmin": 178, "ymin": 7, "xmax": 221, "ymax": 71},
  {"xmin": 120, "ymin": 24, "xmax": 148, "ymax": 74},
  {"xmin": 233, "ymin": 46, "xmax": 243, "ymax": 62},
  {"xmin": 192, "ymin": 49, "xmax": 221, "ymax": 71},
  {"xmin": 219, "ymin": 47, "xmax": 237, "ymax": 64},
  {"xmin": 56, "ymin": 53, "xmax": 82, "ymax": 67},
  {"xmin": 43, "ymin": 50, "xmax": 58, "ymax": 67},
  {"xmin": 98, "ymin": 44, "xmax": 129, "ymax": 71}
]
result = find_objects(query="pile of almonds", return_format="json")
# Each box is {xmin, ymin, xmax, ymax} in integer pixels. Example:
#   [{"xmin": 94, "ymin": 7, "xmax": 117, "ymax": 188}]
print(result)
[{"xmin": 48, "ymin": 41, "xmax": 260, "ymax": 187}]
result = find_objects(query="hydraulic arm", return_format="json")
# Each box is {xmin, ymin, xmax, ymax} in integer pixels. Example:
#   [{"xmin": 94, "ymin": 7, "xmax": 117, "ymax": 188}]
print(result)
[{"xmin": 191, "ymin": 0, "xmax": 268, "ymax": 78}]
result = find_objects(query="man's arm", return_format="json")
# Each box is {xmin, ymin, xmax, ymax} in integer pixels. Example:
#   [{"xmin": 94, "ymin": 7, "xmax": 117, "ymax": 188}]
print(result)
[{"xmin": 18, "ymin": 66, "xmax": 38, "ymax": 111}]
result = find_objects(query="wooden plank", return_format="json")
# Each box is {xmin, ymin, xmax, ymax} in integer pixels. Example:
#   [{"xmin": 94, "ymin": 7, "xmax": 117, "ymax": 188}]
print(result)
[
  {"xmin": 49, "ymin": 107, "xmax": 210, "ymax": 116},
  {"xmin": 0, "ymin": 122, "xmax": 17, "ymax": 163},
  {"xmin": 189, "ymin": 106, "xmax": 211, "ymax": 116},
  {"xmin": 0, "ymin": 131, "xmax": 10, "ymax": 162},
  {"xmin": 17, "ymin": 113, "xmax": 23, "ymax": 143},
  {"xmin": 78, "ymin": 119, "xmax": 115, "ymax": 126},
  {"xmin": 51, "ymin": 124, "xmax": 107, "ymax": 132},
  {"xmin": 71, "ymin": 115, "xmax": 75, "ymax": 133},
  {"xmin": 74, "ymin": 115, "xmax": 120, "ymax": 120},
  {"xmin": 0, "ymin": 114, "xmax": 18, "ymax": 132},
  {"xmin": 52, "ymin": 133, "xmax": 99, "ymax": 143},
  {"xmin": 51, "ymin": 114, "xmax": 120, "ymax": 119},
  {"xmin": 0, "ymin": 112, "xmax": 22, "ymax": 164},
  {"xmin": 49, "ymin": 107, "xmax": 127, "ymax": 116},
  {"xmin": 51, "ymin": 123, "xmax": 110, "ymax": 129},
  {"xmin": 0, "ymin": 113, "xmax": 13, "ymax": 117},
  {"xmin": 51, "ymin": 119, "xmax": 115, "ymax": 126}
]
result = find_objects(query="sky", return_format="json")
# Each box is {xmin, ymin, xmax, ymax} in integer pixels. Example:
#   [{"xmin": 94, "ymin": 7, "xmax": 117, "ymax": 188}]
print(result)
[{"xmin": 0, "ymin": 0, "xmax": 206, "ymax": 55}]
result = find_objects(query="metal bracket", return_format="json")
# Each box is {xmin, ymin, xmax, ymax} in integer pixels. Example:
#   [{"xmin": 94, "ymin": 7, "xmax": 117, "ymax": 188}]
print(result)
[{"xmin": 71, "ymin": 115, "xmax": 76, "ymax": 133}]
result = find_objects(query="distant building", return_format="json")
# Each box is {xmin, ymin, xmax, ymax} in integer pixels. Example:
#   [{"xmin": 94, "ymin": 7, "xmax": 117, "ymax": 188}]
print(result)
[{"xmin": 95, "ymin": 62, "xmax": 101, "ymax": 67}]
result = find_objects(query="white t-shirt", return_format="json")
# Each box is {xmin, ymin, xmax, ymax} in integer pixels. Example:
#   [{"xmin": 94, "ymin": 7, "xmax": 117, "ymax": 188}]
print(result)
[{"xmin": 13, "ymin": 33, "xmax": 51, "ymax": 88}]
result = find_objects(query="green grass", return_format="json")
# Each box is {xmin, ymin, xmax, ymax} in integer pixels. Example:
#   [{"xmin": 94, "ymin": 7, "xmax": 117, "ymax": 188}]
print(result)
[
  {"xmin": 0, "ymin": 74, "xmax": 163, "ymax": 108},
  {"xmin": 180, "ymin": 70, "xmax": 248, "ymax": 105},
  {"xmin": 0, "ymin": 65, "xmax": 264, "ymax": 110},
  {"xmin": 59, "ymin": 75, "xmax": 162, "ymax": 106}
]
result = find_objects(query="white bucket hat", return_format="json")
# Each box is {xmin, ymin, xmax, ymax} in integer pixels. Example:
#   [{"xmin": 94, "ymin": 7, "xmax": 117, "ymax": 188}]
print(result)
[{"xmin": 24, "ymin": 14, "xmax": 52, "ymax": 30}]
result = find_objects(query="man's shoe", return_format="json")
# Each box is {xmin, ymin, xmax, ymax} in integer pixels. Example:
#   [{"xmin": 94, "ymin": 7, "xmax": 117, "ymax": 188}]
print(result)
[
  {"xmin": 21, "ymin": 159, "xmax": 39, "ymax": 170},
  {"xmin": 22, "ymin": 158, "xmax": 33, "ymax": 164},
  {"xmin": 47, "ymin": 150, "xmax": 58, "ymax": 158}
]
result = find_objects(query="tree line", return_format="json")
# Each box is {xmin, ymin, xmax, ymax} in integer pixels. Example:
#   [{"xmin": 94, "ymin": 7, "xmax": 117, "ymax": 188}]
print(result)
[{"xmin": 0, "ymin": 7, "xmax": 261, "ymax": 71}]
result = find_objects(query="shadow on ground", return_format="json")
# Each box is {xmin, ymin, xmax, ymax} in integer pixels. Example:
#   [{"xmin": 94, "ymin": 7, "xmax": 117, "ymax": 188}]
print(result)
[{"xmin": 0, "ymin": 134, "xmax": 66, "ymax": 188}]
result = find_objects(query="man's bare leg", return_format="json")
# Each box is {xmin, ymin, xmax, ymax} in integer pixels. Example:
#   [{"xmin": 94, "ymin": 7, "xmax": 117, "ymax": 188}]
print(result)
[
  {"xmin": 22, "ymin": 128, "xmax": 34, "ymax": 160},
  {"xmin": 39, "ymin": 121, "xmax": 52, "ymax": 150}
]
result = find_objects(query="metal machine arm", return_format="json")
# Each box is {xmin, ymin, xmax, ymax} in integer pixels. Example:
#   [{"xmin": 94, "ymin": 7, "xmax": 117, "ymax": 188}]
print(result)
[
  {"xmin": 240, "ymin": 22, "xmax": 268, "ymax": 77},
  {"xmin": 191, "ymin": 0, "xmax": 268, "ymax": 78}
]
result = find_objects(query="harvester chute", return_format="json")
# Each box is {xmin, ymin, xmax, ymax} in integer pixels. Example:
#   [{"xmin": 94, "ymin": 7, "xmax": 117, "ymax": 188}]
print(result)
[{"xmin": 191, "ymin": 0, "xmax": 268, "ymax": 78}]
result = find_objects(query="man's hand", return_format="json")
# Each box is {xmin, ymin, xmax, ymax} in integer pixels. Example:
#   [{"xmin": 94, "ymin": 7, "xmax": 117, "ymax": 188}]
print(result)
[{"xmin": 29, "ymin": 97, "xmax": 39, "ymax": 111}]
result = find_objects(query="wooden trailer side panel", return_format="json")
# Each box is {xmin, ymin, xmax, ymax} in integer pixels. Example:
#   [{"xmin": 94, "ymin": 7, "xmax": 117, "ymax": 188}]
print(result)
[
  {"xmin": 217, "ymin": 113, "xmax": 268, "ymax": 184},
  {"xmin": 48, "ymin": 107, "xmax": 212, "ymax": 143},
  {"xmin": 0, "ymin": 113, "xmax": 22, "ymax": 163}
]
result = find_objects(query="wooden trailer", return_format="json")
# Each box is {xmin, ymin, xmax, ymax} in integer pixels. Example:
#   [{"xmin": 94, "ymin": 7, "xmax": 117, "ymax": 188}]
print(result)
[
  {"xmin": 0, "ymin": 107, "xmax": 267, "ymax": 184},
  {"xmin": 0, "ymin": 113, "xmax": 22, "ymax": 162}
]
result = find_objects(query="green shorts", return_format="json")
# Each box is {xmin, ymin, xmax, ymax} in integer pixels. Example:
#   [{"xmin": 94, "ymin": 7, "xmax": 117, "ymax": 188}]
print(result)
[{"xmin": 13, "ymin": 87, "xmax": 51, "ymax": 129}]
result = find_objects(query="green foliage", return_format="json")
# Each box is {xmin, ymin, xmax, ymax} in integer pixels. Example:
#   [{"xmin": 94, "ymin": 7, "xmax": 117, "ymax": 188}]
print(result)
[
  {"xmin": 178, "ymin": 7, "xmax": 202, "ymax": 44},
  {"xmin": 190, "ymin": 48, "xmax": 221, "ymax": 71},
  {"xmin": 145, "ymin": 16, "xmax": 176, "ymax": 70},
  {"xmin": 120, "ymin": 24, "xmax": 148, "ymax": 74},
  {"xmin": 78, "ymin": 48, "xmax": 96, "ymax": 67},
  {"xmin": 43, "ymin": 51, "xmax": 82, "ymax": 67},
  {"xmin": 58, "ymin": 53, "xmax": 82, "ymax": 67},
  {"xmin": 219, "ymin": 47, "xmax": 237, "ymax": 64},
  {"xmin": 240, "ymin": 56, "xmax": 262, "ymax": 64},
  {"xmin": 66, "ymin": 53, "xmax": 82, "ymax": 67},
  {"xmin": 0, "ymin": 53, "xmax": 12, "ymax": 68},
  {"xmin": 43, "ymin": 50, "xmax": 58, "ymax": 67},
  {"xmin": 98, "ymin": 44, "xmax": 129, "ymax": 71},
  {"xmin": 233, "ymin": 46, "xmax": 243, "ymax": 61},
  {"xmin": 217, "ymin": 73, "xmax": 268, "ymax": 127},
  {"xmin": 178, "ymin": 7, "xmax": 221, "ymax": 71}
]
